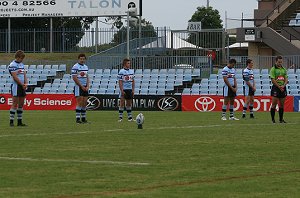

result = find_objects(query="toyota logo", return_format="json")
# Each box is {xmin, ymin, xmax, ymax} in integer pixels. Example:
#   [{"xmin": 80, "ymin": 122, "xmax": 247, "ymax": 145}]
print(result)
[
  {"xmin": 195, "ymin": 97, "xmax": 216, "ymax": 112},
  {"xmin": 87, "ymin": 96, "xmax": 101, "ymax": 110},
  {"xmin": 157, "ymin": 97, "xmax": 179, "ymax": 111}
]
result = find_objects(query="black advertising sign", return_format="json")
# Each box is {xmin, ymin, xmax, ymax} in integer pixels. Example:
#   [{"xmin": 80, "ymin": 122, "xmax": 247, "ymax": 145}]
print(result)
[{"xmin": 86, "ymin": 95, "xmax": 181, "ymax": 111}]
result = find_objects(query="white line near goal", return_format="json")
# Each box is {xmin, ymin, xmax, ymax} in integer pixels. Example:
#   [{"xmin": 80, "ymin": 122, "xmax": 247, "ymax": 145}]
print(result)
[{"xmin": 0, "ymin": 156, "xmax": 150, "ymax": 166}]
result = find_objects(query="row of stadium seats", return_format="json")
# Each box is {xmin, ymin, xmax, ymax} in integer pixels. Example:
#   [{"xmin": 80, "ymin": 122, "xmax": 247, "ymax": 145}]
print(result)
[
  {"xmin": 0, "ymin": 64, "xmax": 66, "ymax": 72},
  {"xmin": 217, "ymin": 68, "xmax": 300, "ymax": 76}
]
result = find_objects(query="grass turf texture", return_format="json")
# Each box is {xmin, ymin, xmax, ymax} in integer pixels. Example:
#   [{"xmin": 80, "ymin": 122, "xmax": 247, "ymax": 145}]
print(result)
[{"xmin": 0, "ymin": 111, "xmax": 299, "ymax": 197}]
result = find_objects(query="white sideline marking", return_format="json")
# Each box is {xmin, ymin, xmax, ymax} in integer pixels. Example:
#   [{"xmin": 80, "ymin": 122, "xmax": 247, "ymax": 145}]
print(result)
[
  {"xmin": 0, "ymin": 156, "xmax": 150, "ymax": 166},
  {"xmin": 0, "ymin": 129, "xmax": 123, "ymax": 138},
  {"xmin": 0, "ymin": 123, "xmax": 297, "ymax": 138},
  {"xmin": 147, "ymin": 122, "xmax": 298, "ymax": 131}
]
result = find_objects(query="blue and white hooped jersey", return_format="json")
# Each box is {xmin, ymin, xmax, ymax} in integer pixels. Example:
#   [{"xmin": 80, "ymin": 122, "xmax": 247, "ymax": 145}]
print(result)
[
  {"xmin": 71, "ymin": 63, "xmax": 88, "ymax": 86},
  {"xmin": 243, "ymin": 67, "xmax": 254, "ymax": 88},
  {"xmin": 222, "ymin": 66, "xmax": 236, "ymax": 86},
  {"xmin": 8, "ymin": 60, "xmax": 26, "ymax": 85},
  {"xmin": 118, "ymin": 68, "xmax": 135, "ymax": 90}
]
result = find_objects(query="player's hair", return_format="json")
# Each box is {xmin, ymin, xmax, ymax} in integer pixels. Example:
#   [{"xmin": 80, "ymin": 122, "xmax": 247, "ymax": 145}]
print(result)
[
  {"xmin": 15, "ymin": 50, "xmax": 25, "ymax": 59},
  {"xmin": 123, "ymin": 58, "xmax": 130, "ymax": 66},
  {"xmin": 78, "ymin": 53, "xmax": 86, "ymax": 59},
  {"xmin": 229, "ymin": 58, "xmax": 236, "ymax": 64},
  {"xmin": 246, "ymin": 59, "xmax": 252, "ymax": 65},
  {"xmin": 275, "ymin": 55, "xmax": 283, "ymax": 61}
]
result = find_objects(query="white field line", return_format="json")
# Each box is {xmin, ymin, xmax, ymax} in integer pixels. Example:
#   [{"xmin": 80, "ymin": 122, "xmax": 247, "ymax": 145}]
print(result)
[
  {"xmin": 0, "ymin": 156, "xmax": 150, "ymax": 166},
  {"xmin": 0, "ymin": 123, "xmax": 298, "ymax": 138},
  {"xmin": 0, "ymin": 129, "xmax": 123, "ymax": 138}
]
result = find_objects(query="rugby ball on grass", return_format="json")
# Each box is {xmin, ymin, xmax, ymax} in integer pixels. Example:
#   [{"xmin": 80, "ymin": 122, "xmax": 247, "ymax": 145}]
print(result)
[{"xmin": 136, "ymin": 113, "xmax": 145, "ymax": 125}]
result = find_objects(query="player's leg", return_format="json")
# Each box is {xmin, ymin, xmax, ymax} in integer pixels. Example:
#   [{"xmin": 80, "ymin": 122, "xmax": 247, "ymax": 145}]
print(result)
[
  {"xmin": 242, "ymin": 96, "xmax": 249, "ymax": 118},
  {"xmin": 17, "ymin": 96, "xmax": 26, "ymax": 126},
  {"xmin": 9, "ymin": 96, "xmax": 18, "ymax": 127},
  {"xmin": 278, "ymin": 97, "xmax": 286, "ymax": 123},
  {"xmin": 249, "ymin": 95, "xmax": 255, "ymax": 118},
  {"xmin": 270, "ymin": 96, "xmax": 278, "ymax": 123},
  {"xmin": 75, "ymin": 96, "xmax": 83, "ymax": 123},
  {"xmin": 229, "ymin": 97, "xmax": 238, "ymax": 120},
  {"xmin": 118, "ymin": 96, "xmax": 125, "ymax": 122},
  {"xmin": 221, "ymin": 86, "xmax": 229, "ymax": 120},
  {"xmin": 126, "ymin": 99, "xmax": 133, "ymax": 121},
  {"xmin": 81, "ymin": 96, "xmax": 88, "ymax": 123},
  {"xmin": 9, "ymin": 84, "xmax": 19, "ymax": 126}
]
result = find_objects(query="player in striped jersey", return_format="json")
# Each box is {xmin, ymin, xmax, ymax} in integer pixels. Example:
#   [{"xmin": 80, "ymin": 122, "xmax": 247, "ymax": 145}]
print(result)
[
  {"xmin": 8, "ymin": 50, "xmax": 28, "ymax": 127},
  {"xmin": 72, "ymin": 54, "xmax": 90, "ymax": 124},
  {"xmin": 117, "ymin": 58, "xmax": 135, "ymax": 122},
  {"xmin": 221, "ymin": 59, "xmax": 239, "ymax": 121},
  {"xmin": 242, "ymin": 59, "xmax": 256, "ymax": 119}
]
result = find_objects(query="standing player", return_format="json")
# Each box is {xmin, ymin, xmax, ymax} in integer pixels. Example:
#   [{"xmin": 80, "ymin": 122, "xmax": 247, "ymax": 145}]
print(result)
[
  {"xmin": 8, "ymin": 50, "xmax": 28, "ymax": 127},
  {"xmin": 270, "ymin": 55, "xmax": 288, "ymax": 123},
  {"xmin": 242, "ymin": 59, "xmax": 256, "ymax": 118},
  {"xmin": 118, "ymin": 58, "xmax": 135, "ymax": 122},
  {"xmin": 221, "ymin": 58, "xmax": 239, "ymax": 120},
  {"xmin": 72, "ymin": 54, "xmax": 90, "ymax": 124}
]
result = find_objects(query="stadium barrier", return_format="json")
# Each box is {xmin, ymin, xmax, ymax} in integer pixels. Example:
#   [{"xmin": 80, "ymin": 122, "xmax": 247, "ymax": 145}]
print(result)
[{"xmin": 0, "ymin": 94, "xmax": 297, "ymax": 112}]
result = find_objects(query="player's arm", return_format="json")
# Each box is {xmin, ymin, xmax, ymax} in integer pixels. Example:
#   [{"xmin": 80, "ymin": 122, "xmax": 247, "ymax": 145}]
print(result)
[
  {"xmin": 244, "ymin": 73, "xmax": 254, "ymax": 90},
  {"xmin": 132, "ymin": 78, "xmax": 135, "ymax": 97},
  {"xmin": 119, "ymin": 79, "xmax": 124, "ymax": 96},
  {"xmin": 86, "ymin": 74, "xmax": 90, "ymax": 91},
  {"xmin": 223, "ymin": 76, "xmax": 235, "ymax": 92},
  {"xmin": 11, "ymin": 71, "xmax": 23, "ymax": 86},
  {"xmin": 23, "ymin": 70, "xmax": 28, "ymax": 90}
]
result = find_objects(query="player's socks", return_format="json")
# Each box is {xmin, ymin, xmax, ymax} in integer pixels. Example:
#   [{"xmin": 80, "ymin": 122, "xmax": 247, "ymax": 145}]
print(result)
[
  {"xmin": 249, "ymin": 104, "xmax": 254, "ymax": 118},
  {"xmin": 229, "ymin": 105, "xmax": 234, "ymax": 118},
  {"xmin": 119, "ymin": 107, "xmax": 124, "ymax": 121},
  {"xmin": 81, "ymin": 107, "xmax": 87, "ymax": 122},
  {"xmin": 76, "ymin": 106, "xmax": 81, "ymax": 122},
  {"xmin": 279, "ymin": 108, "xmax": 284, "ymax": 122},
  {"xmin": 221, "ymin": 105, "xmax": 226, "ymax": 117},
  {"xmin": 242, "ymin": 105, "xmax": 247, "ymax": 118},
  {"xmin": 9, "ymin": 108, "xmax": 16, "ymax": 126},
  {"xmin": 270, "ymin": 108, "xmax": 276, "ymax": 122},
  {"xmin": 126, "ymin": 106, "xmax": 132, "ymax": 120}
]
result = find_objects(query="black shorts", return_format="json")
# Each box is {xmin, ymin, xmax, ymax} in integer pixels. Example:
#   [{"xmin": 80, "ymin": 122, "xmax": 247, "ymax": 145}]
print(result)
[
  {"xmin": 124, "ymin": 89, "xmax": 133, "ymax": 100},
  {"xmin": 243, "ymin": 86, "xmax": 255, "ymax": 96},
  {"xmin": 271, "ymin": 85, "xmax": 287, "ymax": 98},
  {"xmin": 11, "ymin": 84, "xmax": 26, "ymax": 97},
  {"xmin": 74, "ymin": 86, "xmax": 89, "ymax": 97},
  {"xmin": 223, "ymin": 86, "xmax": 236, "ymax": 97}
]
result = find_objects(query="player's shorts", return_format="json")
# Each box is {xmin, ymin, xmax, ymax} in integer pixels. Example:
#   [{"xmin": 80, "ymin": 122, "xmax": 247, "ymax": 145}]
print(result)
[
  {"xmin": 119, "ymin": 89, "xmax": 133, "ymax": 100},
  {"xmin": 223, "ymin": 86, "xmax": 236, "ymax": 97},
  {"xmin": 74, "ymin": 85, "xmax": 89, "ymax": 97},
  {"xmin": 243, "ymin": 86, "xmax": 255, "ymax": 96},
  {"xmin": 271, "ymin": 85, "xmax": 287, "ymax": 98},
  {"xmin": 11, "ymin": 84, "xmax": 26, "ymax": 97}
]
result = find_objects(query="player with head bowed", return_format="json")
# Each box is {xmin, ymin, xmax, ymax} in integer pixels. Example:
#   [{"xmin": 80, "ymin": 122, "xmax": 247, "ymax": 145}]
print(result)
[
  {"xmin": 8, "ymin": 50, "xmax": 28, "ymax": 127},
  {"xmin": 242, "ymin": 59, "xmax": 256, "ymax": 119},
  {"xmin": 221, "ymin": 58, "xmax": 239, "ymax": 121},
  {"xmin": 118, "ymin": 58, "xmax": 135, "ymax": 122},
  {"xmin": 72, "ymin": 53, "xmax": 90, "ymax": 124}
]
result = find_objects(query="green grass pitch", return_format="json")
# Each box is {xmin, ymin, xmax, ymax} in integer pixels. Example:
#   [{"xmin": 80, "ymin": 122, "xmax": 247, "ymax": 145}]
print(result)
[{"xmin": 0, "ymin": 110, "xmax": 299, "ymax": 197}]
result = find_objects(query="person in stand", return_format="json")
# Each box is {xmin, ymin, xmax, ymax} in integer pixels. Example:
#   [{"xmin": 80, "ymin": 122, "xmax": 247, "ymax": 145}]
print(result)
[
  {"xmin": 242, "ymin": 59, "xmax": 256, "ymax": 119},
  {"xmin": 8, "ymin": 50, "xmax": 28, "ymax": 127},
  {"xmin": 72, "ymin": 53, "xmax": 90, "ymax": 124},
  {"xmin": 270, "ymin": 55, "xmax": 288, "ymax": 123},
  {"xmin": 221, "ymin": 58, "xmax": 239, "ymax": 121},
  {"xmin": 117, "ymin": 58, "xmax": 135, "ymax": 122}
]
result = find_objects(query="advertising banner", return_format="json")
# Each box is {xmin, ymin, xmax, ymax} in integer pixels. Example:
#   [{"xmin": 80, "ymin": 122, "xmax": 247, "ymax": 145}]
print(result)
[
  {"xmin": 87, "ymin": 95, "xmax": 182, "ymax": 111},
  {"xmin": 294, "ymin": 96, "xmax": 300, "ymax": 112},
  {"xmin": 182, "ymin": 95, "xmax": 294, "ymax": 112},
  {"xmin": 0, "ymin": 94, "xmax": 76, "ymax": 110},
  {"xmin": 0, "ymin": 0, "xmax": 141, "ymax": 18}
]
